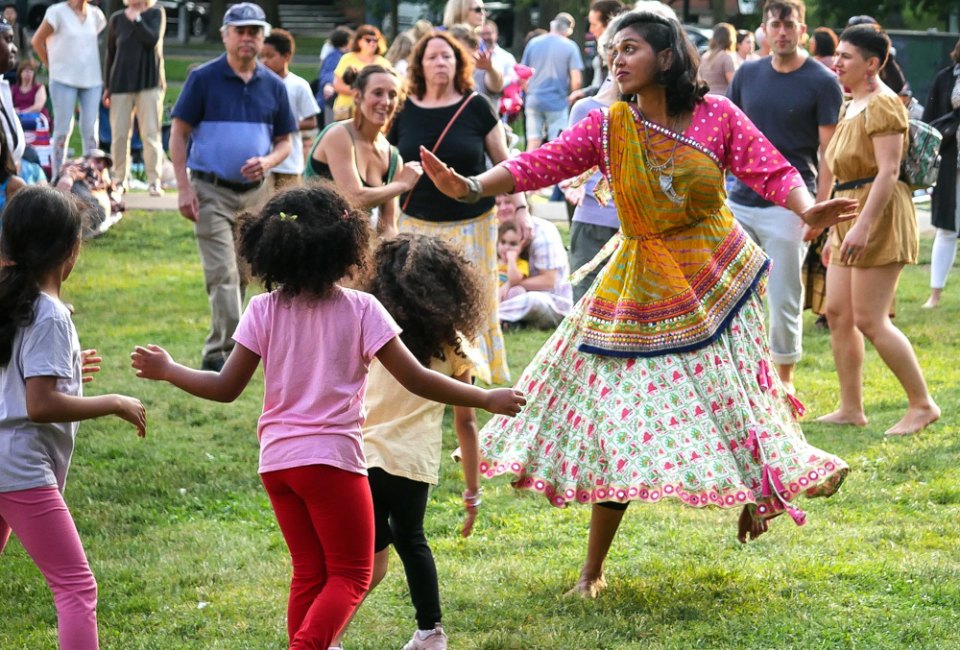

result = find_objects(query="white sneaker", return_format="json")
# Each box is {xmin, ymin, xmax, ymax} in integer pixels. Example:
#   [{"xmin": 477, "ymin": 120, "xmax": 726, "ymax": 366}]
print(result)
[
  {"xmin": 148, "ymin": 182, "xmax": 165, "ymax": 197},
  {"xmin": 402, "ymin": 623, "xmax": 447, "ymax": 650}
]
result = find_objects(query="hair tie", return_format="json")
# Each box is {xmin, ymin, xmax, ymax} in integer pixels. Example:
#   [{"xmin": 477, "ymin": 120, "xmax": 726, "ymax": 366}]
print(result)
[{"xmin": 279, "ymin": 211, "xmax": 298, "ymax": 222}]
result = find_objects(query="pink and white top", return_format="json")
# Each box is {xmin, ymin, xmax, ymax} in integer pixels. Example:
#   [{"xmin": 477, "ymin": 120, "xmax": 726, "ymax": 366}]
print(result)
[
  {"xmin": 233, "ymin": 287, "xmax": 401, "ymax": 476},
  {"xmin": 502, "ymin": 95, "xmax": 803, "ymax": 207}
]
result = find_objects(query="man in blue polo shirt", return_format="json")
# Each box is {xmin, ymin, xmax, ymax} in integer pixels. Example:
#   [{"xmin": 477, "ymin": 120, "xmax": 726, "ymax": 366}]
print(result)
[{"xmin": 170, "ymin": 2, "xmax": 295, "ymax": 371}]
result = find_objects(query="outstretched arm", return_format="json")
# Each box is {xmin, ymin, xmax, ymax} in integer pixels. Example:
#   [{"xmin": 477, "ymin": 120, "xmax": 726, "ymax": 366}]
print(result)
[
  {"xmin": 131, "ymin": 343, "xmax": 260, "ymax": 403},
  {"xmin": 452, "ymin": 371, "xmax": 480, "ymax": 537},
  {"xmin": 26, "ymin": 377, "xmax": 146, "ymax": 437},
  {"xmin": 784, "ymin": 186, "xmax": 858, "ymax": 232},
  {"xmin": 375, "ymin": 337, "xmax": 524, "ymax": 416}
]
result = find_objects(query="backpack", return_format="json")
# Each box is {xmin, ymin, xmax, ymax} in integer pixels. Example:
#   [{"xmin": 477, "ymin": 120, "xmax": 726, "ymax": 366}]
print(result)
[{"xmin": 900, "ymin": 118, "xmax": 942, "ymax": 190}]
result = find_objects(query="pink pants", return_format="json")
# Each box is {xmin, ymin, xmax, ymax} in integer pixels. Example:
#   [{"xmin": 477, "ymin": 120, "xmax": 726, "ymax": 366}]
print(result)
[
  {"xmin": 0, "ymin": 486, "xmax": 99, "ymax": 650},
  {"xmin": 261, "ymin": 464, "xmax": 374, "ymax": 650}
]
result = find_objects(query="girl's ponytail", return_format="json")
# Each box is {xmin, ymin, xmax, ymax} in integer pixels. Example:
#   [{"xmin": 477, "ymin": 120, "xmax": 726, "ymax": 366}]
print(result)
[
  {"xmin": 0, "ymin": 187, "xmax": 84, "ymax": 366},
  {"xmin": 0, "ymin": 266, "xmax": 39, "ymax": 365}
]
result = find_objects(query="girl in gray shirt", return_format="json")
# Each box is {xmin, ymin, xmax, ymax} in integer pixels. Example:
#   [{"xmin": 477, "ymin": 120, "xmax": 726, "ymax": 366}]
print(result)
[{"xmin": 0, "ymin": 186, "xmax": 145, "ymax": 649}]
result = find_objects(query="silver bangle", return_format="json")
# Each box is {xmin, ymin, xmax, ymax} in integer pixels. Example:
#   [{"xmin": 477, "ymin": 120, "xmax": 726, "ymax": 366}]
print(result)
[{"xmin": 457, "ymin": 176, "xmax": 484, "ymax": 204}]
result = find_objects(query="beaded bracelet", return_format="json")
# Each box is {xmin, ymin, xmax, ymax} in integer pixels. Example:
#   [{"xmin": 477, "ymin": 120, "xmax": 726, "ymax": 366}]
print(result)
[{"xmin": 463, "ymin": 488, "xmax": 483, "ymax": 509}]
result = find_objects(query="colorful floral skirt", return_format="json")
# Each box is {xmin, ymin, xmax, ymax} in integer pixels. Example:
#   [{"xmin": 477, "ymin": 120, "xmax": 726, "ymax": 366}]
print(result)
[{"xmin": 479, "ymin": 290, "xmax": 848, "ymax": 524}]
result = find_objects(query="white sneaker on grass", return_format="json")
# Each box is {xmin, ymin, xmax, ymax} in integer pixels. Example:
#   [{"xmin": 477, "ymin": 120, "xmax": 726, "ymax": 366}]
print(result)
[{"xmin": 402, "ymin": 623, "xmax": 447, "ymax": 650}]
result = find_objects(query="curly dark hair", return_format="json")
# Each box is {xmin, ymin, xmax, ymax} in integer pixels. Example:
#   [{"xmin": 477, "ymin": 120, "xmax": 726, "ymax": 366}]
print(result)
[
  {"xmin": 611, "ymin": 12, "xmax": 708, "ymax": 116},
  {"xmin": 0, "ymin": 187, "xmax": 84, "ymax": 366},
  {"xmin": 364, "ymin": 233, "xmax": 486, "ymax": 367},
  {"xmin": 406, "ymin": 30, "xmax": 474, "ymax": 101},
  {"xmin": 236, "ymin": 183, "xmax": 370, "ymax": 299}
]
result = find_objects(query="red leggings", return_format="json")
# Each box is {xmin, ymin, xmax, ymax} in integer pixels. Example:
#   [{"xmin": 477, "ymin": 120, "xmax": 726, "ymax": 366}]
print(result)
[{"xmin": 261, "ymin": 464, "xmax": 373, "ymax": 650}]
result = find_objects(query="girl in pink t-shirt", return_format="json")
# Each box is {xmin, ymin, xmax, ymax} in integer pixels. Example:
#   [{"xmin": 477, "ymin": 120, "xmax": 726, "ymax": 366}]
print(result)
[{"xmin": 130, "ymin": 185, "xmax": 525, "ymax": 650}]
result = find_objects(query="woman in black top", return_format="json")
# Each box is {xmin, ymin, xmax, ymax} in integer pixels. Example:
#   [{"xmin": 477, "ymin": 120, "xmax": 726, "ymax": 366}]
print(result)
[
  {"xmin": 921, "ymin": 38, "xmax": 960, "ymax": 309},
  {"xmin": 104, "ymin": 0, "xmax": 165, "ymax": 195},
  {"xmin": 308, "ymin": 65, "xmax": 421, "ymax": 238},
  {"xmin": 388, "ymin": 30, "xmax": 525, "ymax": 384}
]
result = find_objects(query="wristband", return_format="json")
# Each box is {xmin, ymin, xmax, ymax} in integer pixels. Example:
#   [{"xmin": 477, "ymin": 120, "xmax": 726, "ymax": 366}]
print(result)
[
  {"xmin": 456, "ymin": 176, "xmax": 483, "ymax": 204},
  {"xmin": 463, "ymin": 488, "xmax": 483, "ymax": 509}
]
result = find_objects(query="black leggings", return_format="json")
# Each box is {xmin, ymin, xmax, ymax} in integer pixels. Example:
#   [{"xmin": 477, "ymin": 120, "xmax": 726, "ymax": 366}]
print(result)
[{"xmin": 368, "ymin": 467, "xmax": 441, "ymax": 630}]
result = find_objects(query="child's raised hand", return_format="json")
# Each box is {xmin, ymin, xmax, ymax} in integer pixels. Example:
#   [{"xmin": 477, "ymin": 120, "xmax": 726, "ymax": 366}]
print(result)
[
  {"xmin": 484, "ymin": 388, "xmax": 525, "ymax": 416},
  {"xmin": 131, "ymin": 344, "xmax": 174, "ymax": 381},
  {"xmin": 115, "ymin": 395, "xmax": 147, "ymax": 438},
  {"xmin": 81, "ymin": 349, "xmax": 102, "ymax": 384}
]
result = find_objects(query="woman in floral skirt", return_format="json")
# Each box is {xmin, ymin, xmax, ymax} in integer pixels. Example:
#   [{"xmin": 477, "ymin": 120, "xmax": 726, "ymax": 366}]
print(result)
[{"xmin": 421, "ymin": 10, "xmax": 857, "ymax": 597}]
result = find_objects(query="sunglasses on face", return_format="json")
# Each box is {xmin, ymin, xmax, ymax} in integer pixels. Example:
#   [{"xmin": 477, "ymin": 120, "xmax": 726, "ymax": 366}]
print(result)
[
  {"xmin": 470, "ymin": 6, "xmax": 485, "ymax": 13},
  {"xmin": 362, "ymin": 36, "xmax": 378, "ymax": 43}
]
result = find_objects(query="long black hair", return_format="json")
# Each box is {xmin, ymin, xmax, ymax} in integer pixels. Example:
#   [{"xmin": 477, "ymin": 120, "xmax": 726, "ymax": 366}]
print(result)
[
  {"xmin": 611, "ymin": 11, "xmax": 708, "ymax": 116},
  {"xmin": 0, "ymin": 187, "xmax": 83, "ymax": 365}
]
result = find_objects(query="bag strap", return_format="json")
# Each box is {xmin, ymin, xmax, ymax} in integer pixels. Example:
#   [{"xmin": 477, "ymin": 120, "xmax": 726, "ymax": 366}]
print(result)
[
  {"xmin": 386, "ymin": 145, "xmax": 400, "ymax": 183},
  {"xmin": 401, "ymin": 92, "xmax": 478, "ymax": 214}
]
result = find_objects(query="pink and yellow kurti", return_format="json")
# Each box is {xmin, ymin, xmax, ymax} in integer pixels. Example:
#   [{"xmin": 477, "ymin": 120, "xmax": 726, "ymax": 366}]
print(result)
[{"xmin": 481, "ymin": 97, "xmax": 848, "ymax": 523}]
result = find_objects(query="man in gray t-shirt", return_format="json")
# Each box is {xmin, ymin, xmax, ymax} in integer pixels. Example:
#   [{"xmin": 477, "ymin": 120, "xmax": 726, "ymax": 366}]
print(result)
[
  {"xmin": 521, "ymin": 12, "xmax": 583, "ymax": 150},
  {"xmin": 725, "ymin": 0, "xmax": 842, "ymax": 393}
]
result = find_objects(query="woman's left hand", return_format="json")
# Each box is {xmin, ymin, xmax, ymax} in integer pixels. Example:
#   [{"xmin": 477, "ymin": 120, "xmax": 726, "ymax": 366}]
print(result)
[
  {"xmin": 839, "ymin": 222, "xmax": 869, "ymax": 265},
  {"xmin": 420, "ymin": 147, "xmax": 469, "ymax": 199},
  {"xmin": 800, "ymin": 197, "xmax": 859, "ymax": 230}
]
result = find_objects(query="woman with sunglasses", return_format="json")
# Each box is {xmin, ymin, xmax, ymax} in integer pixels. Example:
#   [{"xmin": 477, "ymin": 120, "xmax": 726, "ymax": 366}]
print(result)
[
  {"xmin": 332, "ymin": 25, "xmax": 389, "ymax": 120},
  {"xmin": 442, "ymin": 0, "xmax": 486, "ymax": 31}
]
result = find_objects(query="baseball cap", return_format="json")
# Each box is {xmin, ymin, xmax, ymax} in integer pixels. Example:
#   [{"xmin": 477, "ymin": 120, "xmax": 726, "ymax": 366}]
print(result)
[
  {"xmin": 222, "ymin": 3, "xmax": 270, "ymax": 31},
  {"xmin": 85, "ymin": 149, "xmax": 113, "ymax": 167}
]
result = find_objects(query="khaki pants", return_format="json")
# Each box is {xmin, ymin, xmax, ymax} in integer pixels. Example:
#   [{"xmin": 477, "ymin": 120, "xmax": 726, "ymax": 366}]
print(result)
[
  {"xmin": 192, "ymin": 177, "xmax": 268, "ymax": 366},
  {"xmin": 109, "ymin": 87, "xmax": 165, "ymax": 186},
  {"xmin": 270, "ymin": 172, "xmax": 302, "ymax": 192}
]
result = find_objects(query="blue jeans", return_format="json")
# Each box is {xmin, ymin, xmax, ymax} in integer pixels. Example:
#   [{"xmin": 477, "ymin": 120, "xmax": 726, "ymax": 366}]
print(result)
[{"xmin": 49, "ymin": 80, "xmax": 102, "ymax": 180}]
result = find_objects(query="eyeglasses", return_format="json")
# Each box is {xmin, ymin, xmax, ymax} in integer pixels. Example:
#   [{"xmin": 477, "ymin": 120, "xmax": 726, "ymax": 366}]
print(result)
[
  {"xmin": 470, "ymin": 6, "xmax": 486, "ymax": 14},
  {"xmin": 362, "ymin": 36, "xmax": 379, "ymax": 43}
]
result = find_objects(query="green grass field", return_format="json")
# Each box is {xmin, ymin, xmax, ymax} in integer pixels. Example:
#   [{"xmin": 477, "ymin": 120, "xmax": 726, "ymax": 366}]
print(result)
[{"xmin": 1, "ymin": 210, "xmax": 958, "ymax": 649}]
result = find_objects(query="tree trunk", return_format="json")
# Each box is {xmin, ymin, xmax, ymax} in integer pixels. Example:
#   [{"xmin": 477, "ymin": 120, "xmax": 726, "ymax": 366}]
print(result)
[
  {"xmin": 107, "ymin": 0, "xmax": 124, "ymax": 19},
  {"xmin": 207, "ymin": 0, "xmax": 226, "ymax": 42},
  {"xmin": 389, "ymin": 0, "xmax": 399, "ymax": 40},
  {"xmin": 261, "ymin": 0, "xmax": 280, "ymax": 29},
  {"xmin": 712, "ymin": 0, "xmax": 726, "ymax": 23}
]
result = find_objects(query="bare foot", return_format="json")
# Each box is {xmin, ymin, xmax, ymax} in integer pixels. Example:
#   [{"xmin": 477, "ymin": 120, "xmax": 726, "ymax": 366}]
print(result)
[
  {"xmin": 922, "ymin": 290, "xmax": 941, "ymax": 309},
  {"xmin": 780, "ymin": 381, "xmax": 796, "ymax": 396},
  {"xmin": 737, "ymin": 506, "xmax": 769, "ymax": 543},
  {"xmin": 816, "ymin": 409, "xmax": 868, "ymax": 427},
  {"xmin": 565, "ymin": 573, "xmax": 607, "ymax": 598},
  {"xmin": 884, "ymin": 403, "xmax": 941, "ymax": 436}
]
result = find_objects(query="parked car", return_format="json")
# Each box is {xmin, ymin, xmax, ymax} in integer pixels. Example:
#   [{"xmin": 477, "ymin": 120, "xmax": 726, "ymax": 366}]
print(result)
[
  {"xmin": 683, "ymin": 24, "xmax": 713, "ymax": 55},
  {"xmin": 160, "ymin": 0, "xmax": 209, "ymax": 38}
]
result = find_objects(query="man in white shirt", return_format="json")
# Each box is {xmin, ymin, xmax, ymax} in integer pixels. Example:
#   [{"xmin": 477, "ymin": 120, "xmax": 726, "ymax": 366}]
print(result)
[
  {"xmin": 260, "ymin": 27, "xmax": 320, "ymax": 188},
  {"xmin": 477, "ymin": 19, "xmax": 516, "ymax": 105},
  {"xmin": 0, "ymin": 18, "xmax": 25, "ymax": 164}
]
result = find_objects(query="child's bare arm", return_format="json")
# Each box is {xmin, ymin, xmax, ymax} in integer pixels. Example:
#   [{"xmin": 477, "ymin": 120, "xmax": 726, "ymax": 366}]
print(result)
[
  {"xmin": 131, "ymin": 344, "xmax": 259, "ymax": 403},
  {"xmin": 453, "ymin": 371, "xmax": 482, "ymax": 537},
  {"xmin": 375, "ymin": 337, "xmax": 525, "ymax": 416},
  {"xmin": 25, "ymin": 377, "xmax": 146, "ymax": 437}
]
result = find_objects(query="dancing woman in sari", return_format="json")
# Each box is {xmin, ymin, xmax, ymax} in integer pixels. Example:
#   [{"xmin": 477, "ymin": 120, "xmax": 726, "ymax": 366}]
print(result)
[{"xmin": 422, "ymin": 11, "xmax": 857, "ymax": 597}]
